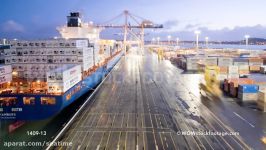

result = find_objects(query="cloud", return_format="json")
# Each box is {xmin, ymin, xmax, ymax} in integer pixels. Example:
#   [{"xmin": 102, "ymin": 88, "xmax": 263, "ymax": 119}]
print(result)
[
  {"xmin": 184, "ymin": 23, "xmax": 202, "ymax": 31},
  {"xmin": 1, "ymin": 20, "xmax": 25, "ymax": 33},
  {"xmin": 147, "ymin": 24, "xmax": 266, "ymax": 41},
  {"xmin": 164, "ymin": 20, "xmax": 179, "ymax": 29}
]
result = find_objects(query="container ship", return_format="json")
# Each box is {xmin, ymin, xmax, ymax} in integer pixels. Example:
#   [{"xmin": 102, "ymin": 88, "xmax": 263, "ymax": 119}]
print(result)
[{"xmin": 0, "ymin": 12, "xmax": 123, "ymax": 120}]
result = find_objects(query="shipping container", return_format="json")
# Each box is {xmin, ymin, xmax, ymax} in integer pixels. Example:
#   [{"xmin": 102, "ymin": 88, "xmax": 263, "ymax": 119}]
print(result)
[
  {"xmin": 229, "ymin": 78, "xmax": 254, "ymax": 97},
  {"xmin": 76, "ymin": 40, "xmax": 88, "ymax": 48},
  {"xmin": 238, "ymin": 84, "xmax": 258, "ymax": 93},
  {"xmin": 47, "ymin": 64, "xmax": 81, "ymax": 83},
  {"xmin": 260, "ymin": 66, "xmax": 266, "ymax": 74},
  {"xmin": 249, "ymin": 66, "xmax": 260, "ymax": 72},
  {"xmin": 0, "ymin": 65, "xmax": 12, "ymax": 76},
  {"xmin": 218, "ymin": 57, "xmax": 233, "ymax": 66},
  {"xmin": 257, "ymin": 90, "xmax": 266, "ymax": 112},
  {"xmin": 227, "ymin": 74, "xmax": 239, "ymax": 79},
  {"xmin": 228, "ymin": 65, "xmax": 238, "ymax": 74},
  {"xmin": 249, "ymin": 58, "xmax": 263, "ymax": 66},
  {"xmin": 0, "ymin": 73, "xmax": 12, "ymax": 84},
  {"xmin": 219, "ymin": 66, "xmax": 228, "ymax": 74},
  {"xmin": 233, "ymin": 58, "xmax": 249, "ymax": 66},
  {"xmin": 258, "ymin": 84, "xmax": 266, "ymax": 91},
  {"xmin": 186, "ymin": 57, "xmax": 201, "ymax": 71},
  {"xmin": 204, "ymin": 57, "xmax": 217, "ymax": 66},
  {"xmin": 238, "ymin": 65, "xmax": 249, "ymax": 75},
  {"xmin": 48, "ymin": 74, "xmax": 81, "ymax": 93},
  {"xmin": 238, "ymin": 92, "xmax": 258, "ymax": 102},
  {"xmin": 248, "ymin": 75, "xmax": 266, "ymax": 85},
  {"xmin": 217, "ymin": 74, "xmax": 228, "ymax": 81},
  {"xmin": 224, "ymin": 78, "xmax": 238, "ymax": 93}
]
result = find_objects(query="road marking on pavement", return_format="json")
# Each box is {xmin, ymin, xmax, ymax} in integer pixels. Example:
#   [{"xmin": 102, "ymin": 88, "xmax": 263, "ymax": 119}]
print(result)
[
  {"xmin": 96, "ymin": 145, "xmax": 100, "ymax": 150},
  {"xmin": 150, "ymin": 113, "xmax": 153, "ymax": 128},
  {"xmin": 159, "ymin": 132, "xmax": 166, "ymax": 150},
  {"xmin": 96, "ymin": 114, "xmax": 103, "ymax": 127},
  {"xmin": 162, "ymin": 114, "xmax": 169, "ymax": 128},
  {"xmin": 121, "ymin": 113, "xmax": 125, "ymax": 127},
  {"xmin": 170, "ymin": 132, "xmax": 178, "ymax": 150},
  {"xmin": 141, "ymin": 114, "xmax": 144, "ymax": 128},
  {"xmin": 233, "ymin": 112, "xmax": 255, "ymax": 128},
  {"xmin": 154, "ymin": 114, "xmax": 159, "ymax": 128},
  {"xmin": 111, "ymin": 113, "xmax": 116, "ymax": 127},
  {"xmin": 85, "ymin": 132, "xmax": 95, "ymax": 150},
  {"xmin": 105, "ymin": 131, "xmax": 112, "ymax": 148},
  {"xmin": 126, "ymin": 113, "xmax": 129, "ymax": 127},
  {"xmin": 142, "ymin": 132, "xmax": 146, "ymax": 150},
  {"xmin": 125, "ymin": 132, "xmax": 128, "ymax": 150}
]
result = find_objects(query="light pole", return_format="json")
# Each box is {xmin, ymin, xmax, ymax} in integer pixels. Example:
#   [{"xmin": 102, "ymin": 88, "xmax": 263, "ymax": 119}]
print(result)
[
  {"xmin": 167, "ymin": 35, "xmax": 171, "ymax": 45},
  {"xmin": 157, "ymin": 37, "xmax": 160, "ymax": 45},
  {"xmin": 152, "ymin": 38, "xmax": 155, "ymax": 44},
  {"xmin": 176, "ymin": 38, "xmax": 179, "ymax": 46},
  {"xmin": 245, "ymin": 35, "xmax": 250, "ymax": 49},
  {"xmin": 205, "ymin": 37, "xmax": 209, "ymax": 48},
  {"xmin": 3, "ymin": 38, "xmax": 6, "ymax": 45},
  {"xmin": 194, "ymin": 30, "xmax": 201, "ymax": 50}
]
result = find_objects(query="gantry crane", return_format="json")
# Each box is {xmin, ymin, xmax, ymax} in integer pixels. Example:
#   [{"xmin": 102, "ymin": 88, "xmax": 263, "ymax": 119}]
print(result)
[{"xmin": 96, "ymin": 10, "xmax": 163, "ymax": 51}]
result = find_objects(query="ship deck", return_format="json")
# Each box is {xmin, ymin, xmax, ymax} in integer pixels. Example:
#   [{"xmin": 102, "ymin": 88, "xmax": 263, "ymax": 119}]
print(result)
[{"xmin": 50, "ymin": 48, "xmax": 265, "ymax": 150}]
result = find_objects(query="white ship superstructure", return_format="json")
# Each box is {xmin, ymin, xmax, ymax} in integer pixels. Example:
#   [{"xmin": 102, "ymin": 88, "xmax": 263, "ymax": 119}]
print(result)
[{"xmin": 57, "ymin": 12, "xmax": 101, "ymax": 42}]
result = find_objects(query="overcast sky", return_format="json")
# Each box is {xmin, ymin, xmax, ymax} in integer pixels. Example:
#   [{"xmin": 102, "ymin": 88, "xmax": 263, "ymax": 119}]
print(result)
[{"xmin": 1, "ymin": 0, "xmax": 266, "ymax": 40}]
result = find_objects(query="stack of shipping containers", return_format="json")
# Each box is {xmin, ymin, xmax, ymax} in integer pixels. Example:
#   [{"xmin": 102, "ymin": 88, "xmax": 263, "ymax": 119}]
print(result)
[
  {"xmin": 0, "ymin": 65, "xmax": 12, "ymax": 84},
  {"xmin": 238, "ymin": 84, "xmax": 259, "ymax": 102},
  {"xmin": 249, "ymin": 58, "xmax": 263, "ymax": 72},
  {"xmin": 47, "ymin": 64, "xmax": 81, "ymax": 94}
]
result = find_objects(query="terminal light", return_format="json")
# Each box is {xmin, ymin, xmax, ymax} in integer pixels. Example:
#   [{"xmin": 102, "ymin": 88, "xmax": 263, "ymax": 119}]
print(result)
[
  {"xmin": 244, "ymin": 35, "xmax": 250, "ymax": 49},
  {"xmin": 167, "ymin": 35, "xmax": 171, "ymax": 45},
  {"xmin": 194, "ymin": 30, "xmax": 201, "ymax": 50},
  {"xmin": 176, "ymin": 38, "xmax": 179, "ymax": 46},
  {"xmin": 157, "ymin": 37, "xmax": 160, "ymax": 45},
  {"xmin": 205, "ymin": 37, "xmax": 209, "ymax": 48}
]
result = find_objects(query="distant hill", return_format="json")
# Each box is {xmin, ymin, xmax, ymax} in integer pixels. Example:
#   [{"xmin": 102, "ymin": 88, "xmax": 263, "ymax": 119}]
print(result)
[
  {"xmin": 247, "ymin": 38, "xmax": 266, "ymax": 43},
  {"xmin": 221, "ymin": 38, "xmax": 266, "ymax": 45}
]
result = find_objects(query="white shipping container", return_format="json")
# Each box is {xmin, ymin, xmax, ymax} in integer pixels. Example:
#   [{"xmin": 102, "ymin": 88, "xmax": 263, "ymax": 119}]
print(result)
[
  {"xmin": 205, "ymin": 57, "xmax": 217, "ymax": 66},
  {"xmin": 82, "ymin": 61, "xmax": 94, "ymax": 71},
  {"xmin": 76, "ymin": 40, "xmax": 88, "ymax": 48},
  {"xmin": 16, "ymin": 56, "xmax": 23, "ymax": 63},
  {"xmin": 238, "ymin": 65, "xmax": 249, "ymax": 71},
  {"xmin": 10, "ymin": 49, "xmax": 17, "ymax": 56},
  {"xmin": 258, "ymin": 90, "xmax": 266, "ymax": 112},
  {"xmin": 84, "ymin": 47, "xmax": 94, "ymax": 54},
  {"xmin": 4, "ymin": 57, "xmax": 11, "ymax": 64},
  {"xmin": 238, "ymin": 92, "xmax": 258, "ymax": 102},
  {"xmin": 0, "ymin": 73, "xmax": 12, "ymax": 84},
  {"xmin": 48, "ymin": 74, "xmax": 81, "ymax": 93},
  {"xmin": 186, "ymin": 58, "xmax": 201, "ymax": 71},
  {"xmin": 47, "ymin": 65, "xmax": 81, "ymax": 82},
  {"xmin": 227, "ymin": 74, "xmax": 239, "ymax": 79},
  {"xmin": 249, "ymin": 62, "xmax": 263, "ymax": 66},
  {"xmin": 233, "ymin": 62, "xmax": 249, "ymax": 66},
  {"xmin": 22, "ymin": 56, "xmax": 29, "ymax": 63},
  {"xmin": 228, "ymin": 66, "xmax": 239, "ymax": 74},
  {"xmin": 0, "ymin": 65, "xmax": 12, "ymax": 76},
  {"xmin": 48, "ymin": 82, "xmax": 64, "ymax": 93},
  {"xmin": 217, "ymin": 74, "xmax": 228, "ymax": 81},
  {"xmin": 258, "ymin": 84, "xmax": 266, "ymax": 91}
]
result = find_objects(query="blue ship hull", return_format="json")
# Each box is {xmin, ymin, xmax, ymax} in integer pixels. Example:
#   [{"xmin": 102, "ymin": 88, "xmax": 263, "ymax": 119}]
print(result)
[{"xmin": 0, "ymin": 52, "xmax": 123, "ymax": 120}]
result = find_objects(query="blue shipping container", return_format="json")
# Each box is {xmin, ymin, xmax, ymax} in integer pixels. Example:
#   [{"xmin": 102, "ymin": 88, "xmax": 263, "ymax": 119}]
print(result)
[
  {"xmin": 238, "ymin": 84, "xmax": 258, "ymax": 93},
  {"xmin": 233, "ymin": 58, "xmax": 249, "ymax": 63}
]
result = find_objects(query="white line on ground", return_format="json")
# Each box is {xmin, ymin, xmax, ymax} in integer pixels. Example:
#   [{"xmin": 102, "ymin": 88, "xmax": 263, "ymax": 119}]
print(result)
[{"xmin": 233, "ymin": 112, "xmax": 255, "ymax": 128}]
